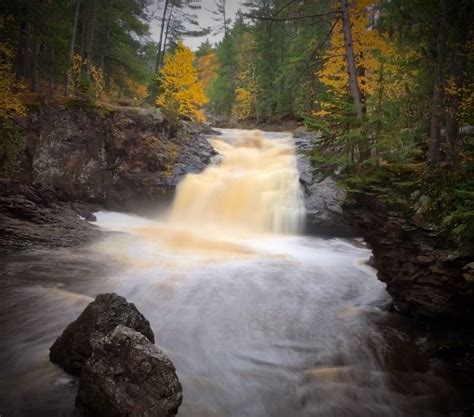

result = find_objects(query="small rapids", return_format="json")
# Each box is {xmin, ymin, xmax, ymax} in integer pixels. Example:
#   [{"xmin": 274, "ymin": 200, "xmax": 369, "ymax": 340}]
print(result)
[{"xmin": 0, "ymin": 129, "xmax": 466, "ymax": 417}]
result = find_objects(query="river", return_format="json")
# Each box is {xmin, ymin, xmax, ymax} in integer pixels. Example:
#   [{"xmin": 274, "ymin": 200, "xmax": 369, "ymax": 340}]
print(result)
[{"xmin": 0, "ymin": 129, "xmax": 466, "ymax": 416}]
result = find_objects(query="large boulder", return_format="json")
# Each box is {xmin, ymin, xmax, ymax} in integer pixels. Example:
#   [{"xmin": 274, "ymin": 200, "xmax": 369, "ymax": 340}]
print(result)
[
  {"xmin": 75, "ymin": 325, "xmax": 182, "ymax": 417},
  {"xmin": 50, "ymin": 293, "xmax": 154, "ymax": 375}
]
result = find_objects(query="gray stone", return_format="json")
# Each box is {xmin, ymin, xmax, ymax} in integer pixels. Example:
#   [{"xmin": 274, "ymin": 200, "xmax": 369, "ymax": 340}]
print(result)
[
  {"xmin": 75, "ymin": 325, "xmax": 182, "ymax": 417},
  {"xmin": 50, "ymin": 293, "xmax": 154, "ymax": 375},
  {"xmin": 293, "ymin": 133, "xmax": 352, "ymax": 235}
]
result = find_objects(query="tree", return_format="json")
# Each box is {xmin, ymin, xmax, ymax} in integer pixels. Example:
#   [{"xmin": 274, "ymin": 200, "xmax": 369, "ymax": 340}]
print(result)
[
  {"xmin": 0, "ymin": 17, "xmax": 25, "ymax": 176},
  {"xmin": 213, "ymin": 0, "xmax": 231, "ymax": 36},
  {"xmin": 232, "ymin": 32, "xmax": 259, "ymax": 120},
  {"xmin": 196, "ymin": 47, "xmax": 220, "ymax": 93},
  {"xmin": 155, "ymin": 41, "xmax": 208, "ymax": 121},
  {"xmin": 426, "ymin": 0, "xmax": 448, "ymax": 166}
]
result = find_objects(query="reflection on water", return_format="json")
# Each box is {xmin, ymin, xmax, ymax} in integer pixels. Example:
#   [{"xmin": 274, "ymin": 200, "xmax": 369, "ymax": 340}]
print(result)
[{"xmin": 0, "ymin": 129, "xmax": 467, "ymax": 417}]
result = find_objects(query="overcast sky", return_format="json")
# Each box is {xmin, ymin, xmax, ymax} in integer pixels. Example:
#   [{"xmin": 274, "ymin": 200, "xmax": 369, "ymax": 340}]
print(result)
[{"xmin": 149, "ymin": 0, "xmax": 245, "ymax": 50}]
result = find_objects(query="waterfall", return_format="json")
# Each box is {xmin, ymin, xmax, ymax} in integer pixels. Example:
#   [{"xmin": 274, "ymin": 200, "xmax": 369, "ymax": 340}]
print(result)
[{"xmin": 169, "ymin": 130, "xmax": 305, "ymax": 235}]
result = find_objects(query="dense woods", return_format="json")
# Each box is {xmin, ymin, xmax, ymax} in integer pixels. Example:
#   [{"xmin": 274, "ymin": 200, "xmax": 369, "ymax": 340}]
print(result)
[{"xmin": 1, "ymin": 0, "xmax": 474, "ymax": 250}]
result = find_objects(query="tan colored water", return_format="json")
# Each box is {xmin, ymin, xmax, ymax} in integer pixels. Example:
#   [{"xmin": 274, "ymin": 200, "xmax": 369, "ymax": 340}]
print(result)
[
  {"xmin": 0, "ymin": 129, "xmax": 468, "ymax": 417},
  {"xmin": 169, "ymin": 130, "xmax": 304, "ymax": 235}
]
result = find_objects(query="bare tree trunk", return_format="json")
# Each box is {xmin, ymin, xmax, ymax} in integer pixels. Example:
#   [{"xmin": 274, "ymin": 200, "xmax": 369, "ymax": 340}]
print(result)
[
  {"xmin": 15, "ymin": 4, "xmax": 29, "ymax": 80},
  {"xmin": 155, "ymin": 0, "xmax": 170, "ymax": 73},
  {"xmin": 79, "ymin": 20, "xmax": 86, "ymax": 57},
  {"xmin": 446, "ymin": 46, "xmax": 464, "ymax": 166},
  {"xmin": 31, "ymin": 39, "xmax": 40, "ymax": 93},
  {"xmin": 223, "ymin": 0, "xmax": 228, "ymax": 36},
  {"xmin": 445, "ymin": 0, "xmax": 472, "ymax": 166},
  {"xmin": 427, "ymin": 0, "xmax": 448, "ymax": 166},
  {"xmin": 163, "ymin": 4, "xmax": 174, "ymax": 55},
  {"xmin": 65, "ymin": 0, "xmax": 81, "ymax": 95},
  {"xmin": 340, "ymin": 0, "xmax": 363, "ymax": 120},
  {"xmin": 86, "ymin": 0, "xmax": 97, "ymax": 74}
]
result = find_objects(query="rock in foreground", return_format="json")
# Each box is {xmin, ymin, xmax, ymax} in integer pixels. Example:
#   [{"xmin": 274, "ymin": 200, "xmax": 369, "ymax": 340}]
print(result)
[
  {"xmin": 50, "ymin": 293, "xmax": 154, "ymax": 374},
  {"xmin": 76, "ymin": 325, "xmax": 182, "ymax": 417}
]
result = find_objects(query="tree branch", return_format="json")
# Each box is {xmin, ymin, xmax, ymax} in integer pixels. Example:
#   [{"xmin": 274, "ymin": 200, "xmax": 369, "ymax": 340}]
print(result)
[{"xmin": 244, "ymin": 10, "xmax": 341, "ymax": 22}]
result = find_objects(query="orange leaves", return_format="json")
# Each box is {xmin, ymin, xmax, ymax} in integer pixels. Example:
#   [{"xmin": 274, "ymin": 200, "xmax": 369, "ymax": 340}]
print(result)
[
  {"xmin": 196, "ymin": 52, "xmax": 219, "ymax": 91},
  {"xmin": 156, "ymin": 42, "xmax": 208, "ymax": 122}
]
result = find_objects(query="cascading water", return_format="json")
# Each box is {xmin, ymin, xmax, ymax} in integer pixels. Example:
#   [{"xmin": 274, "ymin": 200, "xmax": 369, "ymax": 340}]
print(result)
[
  {"xmin": 0, "ymin": 129, "xmax": 465, "ymax": 417},
  {"xmin": 169, "ymin": 130, "xmax": 305, "ymax": 234}
]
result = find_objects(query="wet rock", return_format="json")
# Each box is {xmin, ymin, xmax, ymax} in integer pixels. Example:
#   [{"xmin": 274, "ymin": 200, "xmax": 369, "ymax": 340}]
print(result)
[
  {"xmin": 345, "ymin": 196, "xmax": 474, "ymax": 322},
  {"xmin": 75, "ymin": 325, "xmax": 182, "ymax": 417},
  {"xmin": 50, "ymin": 293, "xmax": 154, "ymax": 375},
  {"xmin": 0, "ymin": 179, "xmax": 100, "ymax": 254},
  {"xmin": 293, "ymin": 133, "xmax": 353, "ymax": 236},
  {"xmin": 83, "ymin": 212, "xmax": 97, "ymax": 222}
]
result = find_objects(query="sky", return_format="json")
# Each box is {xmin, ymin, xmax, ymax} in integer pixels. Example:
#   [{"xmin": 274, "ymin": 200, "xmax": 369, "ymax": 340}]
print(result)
[{"xmin": 149, "ymin": 0, "xmax": 245, "ymax": 50}]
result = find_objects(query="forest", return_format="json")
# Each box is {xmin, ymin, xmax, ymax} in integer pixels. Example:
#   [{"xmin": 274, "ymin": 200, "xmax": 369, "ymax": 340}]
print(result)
[
  {"xmin": 1, "ymin": 0, "xmax": 473, "ymax": 253},
  {"xmin": 0, "ymin": 1, "xmax": 474, "ymax": 416}
]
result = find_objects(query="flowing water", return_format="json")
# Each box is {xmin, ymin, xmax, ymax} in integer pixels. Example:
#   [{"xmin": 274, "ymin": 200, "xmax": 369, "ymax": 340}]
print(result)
[{"xmin": 0, "ymin": 129, "xmax": 467, "ymax": 417}]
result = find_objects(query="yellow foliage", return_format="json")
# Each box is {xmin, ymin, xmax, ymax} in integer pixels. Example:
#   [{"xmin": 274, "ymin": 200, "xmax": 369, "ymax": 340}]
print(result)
[
  {"xmin": 315, "ymin": 1, "xmax": 416, "ymax": 117},
  {"xmin": 445, "ymin": 41, "xmax": 474, "ymax": 121},
  {"xmin": 68, "ymin": 54, "xmax": 105, "ymax": 99},
  {"xmin": 196, "ymin": 52, "xmax": 219, "ymax": 91},
  {"xmin": 0, "ymin": 18, "xmax": 25, "ymax": 117},
  {"xmin": 232, "ymin": 32, "xmax": 259, "ymax": 120},
  {"xmin": 156, "ymin": 42, "xmax": 208, "ymax": 122}
]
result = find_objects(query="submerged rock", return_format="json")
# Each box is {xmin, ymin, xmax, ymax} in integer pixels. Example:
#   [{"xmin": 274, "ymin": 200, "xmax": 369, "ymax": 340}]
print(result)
[
  {"xmin": 50, "ymin": 293, "xmax": 154, "ymax": 375},
  {"xmin": 75, "ymin": 325, "xmax": 182, "ymax": 417}
]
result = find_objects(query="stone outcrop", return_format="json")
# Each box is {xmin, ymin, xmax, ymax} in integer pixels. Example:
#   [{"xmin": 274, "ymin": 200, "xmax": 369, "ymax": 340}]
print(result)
[
  {"xmin": 15, "ymin": 103, "xmax": 215, "ymax": 211},
  {"xmin": 76, "ymin": 325, "xmax": 182, "ymax": 417},
  {"xmin": 293, "ymin": 133, "xmax": 353, "ymax": 236},
  {"xmin": 0, "ymin": 179, "xmax": 100, "ymax": 254},
  {"xmin": 345, "ymin": 196, "xmax": 474, "ymax": 322},
  {"xmin": 50, "ymin": 293, "xmax": 154, "ymax": 375}
]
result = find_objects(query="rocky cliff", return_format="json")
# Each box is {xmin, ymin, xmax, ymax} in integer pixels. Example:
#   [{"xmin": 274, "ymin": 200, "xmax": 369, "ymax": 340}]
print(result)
[
  {"xmin": 345, "ymin": 196, "xmax": 474, "ymax": 322},
  {"xmin": 15, "ymin": 103, "xmax": 215, "ymax": 211},
  {"xmin": 1, "ymin": 103, "xmax": 215, "ymax": 253}
]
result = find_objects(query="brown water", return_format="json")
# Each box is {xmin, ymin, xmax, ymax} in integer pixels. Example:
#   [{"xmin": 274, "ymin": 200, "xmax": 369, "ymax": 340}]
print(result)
[{"xmin": 0, "ymin": 130, "xmax": 467, "ymax": 416}]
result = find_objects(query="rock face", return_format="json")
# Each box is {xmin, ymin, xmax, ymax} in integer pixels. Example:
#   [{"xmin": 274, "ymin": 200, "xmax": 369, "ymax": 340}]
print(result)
[
  {"xmin": 293, "ymin": 133, "xmax": 353, "ymax": 236},
  {"xmin": 50, "ymin": 293, "xmax": 154, "ymax": 375},
  {"xmin": 16, "ymin": 104, "xmax": 215, "ymax": 211},
  {"xmin": 75, "ymin": 325, "xmax": 182, "ymax": 417},
  {"xmin": 346, "ymin": 196, "xmax": 474, "ymax": 321},
  {"xmin": 0, "ymin": 179, "xmax": 100, "ymax": 254}
]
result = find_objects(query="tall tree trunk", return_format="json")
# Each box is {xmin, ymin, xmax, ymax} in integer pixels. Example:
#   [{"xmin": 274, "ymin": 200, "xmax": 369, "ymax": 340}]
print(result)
[
  {"xmin": 163, "ymin": 4, "xmax": 174, "ymax": 56},
  {"xmin": 31, "ymin": 39, "xmax": 40, "ymax": 93},
  {"xmin": 65, "ymin": 0, "xmax": 81, "ymax": 95},
  {"xmin": 155, "ymin": 0, "xmax": 170, "ymax": 73},
  {"xmin": 445, "ymin": 0, "xmax": 472, "ymax": 166},
  {"xmin": 15, "ymin": 4, "xmax": 29, "ymax": 80},
  {"xmin": 86, "ymin": 0, "xmax": 97, "ymax": 74},
  {"xmin": 223, "ymin": 0, "xmax": 228, "ymax": 37},
  {"xmin": 427, "ymin": 0, "xmax": 448, "ymax": 166},
  {"xmin": 445, "ymin": 46, "xmax": 465, "ymax": 167},
  {"xmin": 340, "ymin": 0, "xmax": 363, "ymax": 120}
]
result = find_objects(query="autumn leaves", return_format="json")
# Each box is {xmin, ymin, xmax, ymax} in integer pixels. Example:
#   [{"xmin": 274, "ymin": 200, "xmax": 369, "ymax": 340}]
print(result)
[{"xmin": 155, "ymin": 42, "xmax": 208, "ymax": 122}]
